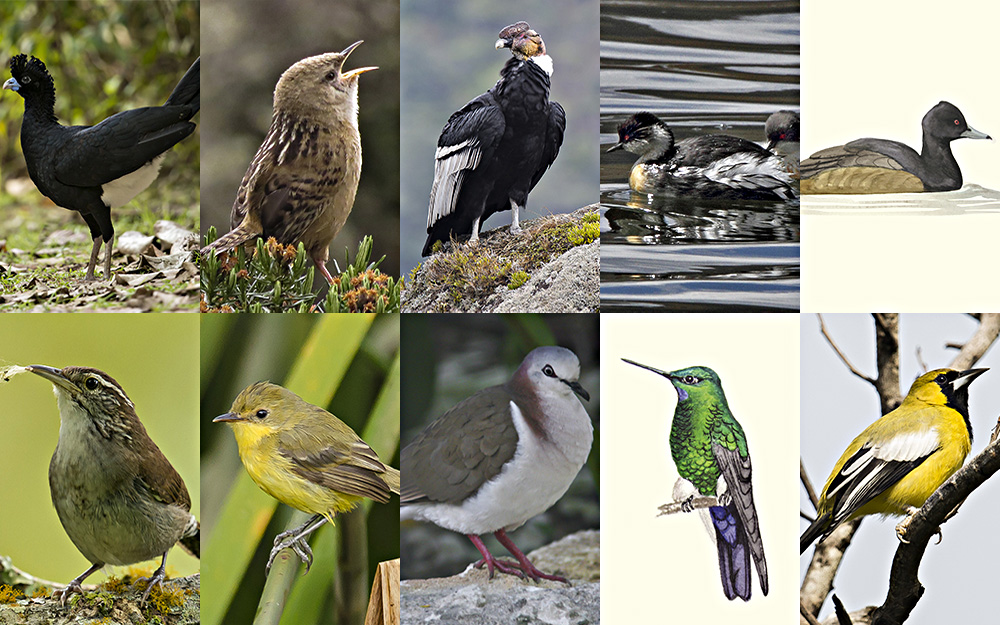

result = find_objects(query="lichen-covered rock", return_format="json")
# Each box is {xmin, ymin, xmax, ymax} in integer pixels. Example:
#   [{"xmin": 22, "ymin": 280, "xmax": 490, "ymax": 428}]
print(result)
[{"xmin": 403, "ymin": 207, "xmax": 599, "ymax": 313}]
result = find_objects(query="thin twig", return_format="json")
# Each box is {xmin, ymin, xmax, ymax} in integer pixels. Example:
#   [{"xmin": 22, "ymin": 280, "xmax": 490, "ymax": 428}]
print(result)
[
  {"xmin": 657, "ymin": 496, "xmax": 718, "ymax": 516},
  {"xmin": 801, "ymin": 459, "xmax": 819, "ymax": 509},
  {"xmin": 818, "ymin": 314, "xmax": 875, "ymax": 385}
]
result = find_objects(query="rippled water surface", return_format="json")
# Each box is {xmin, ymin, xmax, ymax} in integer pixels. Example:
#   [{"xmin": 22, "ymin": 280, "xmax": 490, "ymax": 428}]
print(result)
[{"xmin": 601, "ymin": 0, "xmax": 800, "ymax": 311}]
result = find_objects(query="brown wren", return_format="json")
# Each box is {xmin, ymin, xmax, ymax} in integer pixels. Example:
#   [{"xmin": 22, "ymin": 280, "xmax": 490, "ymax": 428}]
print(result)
[
  {"xmin": 27, "ymin": 365, "xmax": 199, "ymax": 605},
  {"xmin": 201, "ymin": 41, "xmax": 376, "ymax": 285}
]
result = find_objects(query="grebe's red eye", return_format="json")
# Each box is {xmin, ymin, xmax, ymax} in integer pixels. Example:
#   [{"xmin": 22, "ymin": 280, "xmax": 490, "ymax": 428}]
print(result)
[{"xmin": 954, "ymin": 119, "xmax": 960, "ymax": 125}]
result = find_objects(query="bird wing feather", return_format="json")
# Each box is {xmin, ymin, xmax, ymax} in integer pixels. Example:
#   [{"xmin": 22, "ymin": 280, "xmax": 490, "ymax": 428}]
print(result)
[
  {"xmin": 528, "ymin": 100, "xmax": 566, "ymax": 192},
  {"xmin": 53, "ymin": 107, "xmax": 196, "ymax": 187},
  {"xmin": 824, "ymin": 428, "xmax": 939, "ymax": 524},
  {"xmin": 427, "ymin": 94, "xmax": 505, "ymax": 227},
  {"xmin": 400, "ymin": 385, "xmax": 518, "ymax": 505},
  {"xmin": 276, "ymin": 415, "xmax": 394, "ymax": 504},
  {"xmin": 713, "ymin": 440, "xmax": 768, "ymax": 595}
]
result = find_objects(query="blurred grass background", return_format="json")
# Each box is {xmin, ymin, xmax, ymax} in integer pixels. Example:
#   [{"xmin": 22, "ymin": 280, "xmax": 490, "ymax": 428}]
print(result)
[
  {"xmin": 0, "ymin": 0, "xmax": 200, "ymax": 250},
  {"xmin": 0, "ymin": 314, "xmax": 200, "ymax": 586},
  {"xmin": 200, "ymin": 314, "xmax": 400, "ymax": 625},
  {"xmin": 400, "ymin": 314, "xmax": 599, "ymax": 579},
  {"xmin": 200, "ymin": 0, "xmax": 400, "ymax": 275}
]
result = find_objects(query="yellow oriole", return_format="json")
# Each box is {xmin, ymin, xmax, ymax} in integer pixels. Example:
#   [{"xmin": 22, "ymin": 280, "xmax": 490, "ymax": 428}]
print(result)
[{"xmin": 800, "ymin": 367, "xmax": 987, "ymax": 553}]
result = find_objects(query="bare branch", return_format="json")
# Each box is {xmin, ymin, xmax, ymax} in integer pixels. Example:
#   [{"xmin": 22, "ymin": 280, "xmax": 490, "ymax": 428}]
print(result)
[
  {"xmin": 801, "ymin": 520, "xmax": 862, "ymax": 616},
  {"xmin": 656, "ymin": 496, "xmax": 718, "ymax": 516},
  {"xmin": 948, "ymin": 312, "xmax": 1000, "ymax": 371},
  {"xmin": 801, "ymin": 601, "xmax": 824, "ymax": 625},
  {"xmin": 818, "ymin": 314, "xmax": 875, "ymax": 385},
  {"xmin": 873, "ymin": 314, "xmax": 901, "ymax": 413},
  {"xmin": 872, "ymin": 438, "xmax": 1000, "ymax": 625},
  {"xmin": 802, "ymin": 459, "xmax": 820, "ymax": 509},
  {"xmin": 914, "ymin": 347, "xmax": 928, "ymax": 374}
]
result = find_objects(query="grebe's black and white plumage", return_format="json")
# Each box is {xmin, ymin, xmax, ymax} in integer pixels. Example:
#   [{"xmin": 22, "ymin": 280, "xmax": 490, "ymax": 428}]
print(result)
[
  {"xmin": 608, "ymin": 112, "xmax": 796, "ymax": 200},
  {"xmin": 422, "ymin": 22, "xmax": 566, "ymax": 257},
  {"xmin": 800, "ymin": 101, "xmax": 989, "ymax": 194}
]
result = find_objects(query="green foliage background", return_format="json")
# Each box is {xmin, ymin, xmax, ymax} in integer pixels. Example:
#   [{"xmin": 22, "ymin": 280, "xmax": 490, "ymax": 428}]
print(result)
[
  {"xmin": 200, "ymin": 314, "xmax": 400, "ymax": 625},
  {"xmin": 0, "ymin": 0, "xmax": 200, "ymax": 238}
]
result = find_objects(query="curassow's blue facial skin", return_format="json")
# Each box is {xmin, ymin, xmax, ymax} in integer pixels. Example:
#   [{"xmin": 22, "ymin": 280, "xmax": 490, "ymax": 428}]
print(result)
[{"xmin": 3, "ymin": 54, "xmax": 200, "ymax": 281}]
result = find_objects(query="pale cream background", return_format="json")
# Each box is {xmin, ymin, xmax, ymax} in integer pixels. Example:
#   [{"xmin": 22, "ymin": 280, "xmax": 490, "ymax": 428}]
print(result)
[
  {"xmin": 601, "ymin": 314, "xmax": 799, "ymax": 621},
  {"xmin": 801, "ymin": 0, "xmax": 1000, "ymax": 311}
]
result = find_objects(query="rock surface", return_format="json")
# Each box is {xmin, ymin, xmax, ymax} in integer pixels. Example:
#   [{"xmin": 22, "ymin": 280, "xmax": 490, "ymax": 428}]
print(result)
[
  {"xmin": 402, "ymin": 207, "xmax": 599, "ymax": 313},
  {"xmin": 401, "ymin": 530, "xmax": 600, "ymax": 625}
]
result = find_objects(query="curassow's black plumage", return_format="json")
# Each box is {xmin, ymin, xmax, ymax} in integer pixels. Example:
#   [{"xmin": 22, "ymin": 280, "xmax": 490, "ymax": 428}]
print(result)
[
  {"xmin": 423, "ymin": 22, "xmax": 565, "ymax": 257},
  {"xmin": 3, "ymin": 55, "xmax": 200, "ymax": 280}
]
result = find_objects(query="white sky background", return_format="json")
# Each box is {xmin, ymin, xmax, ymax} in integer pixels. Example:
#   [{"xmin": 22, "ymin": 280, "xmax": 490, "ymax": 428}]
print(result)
[{"xmin": 800, "ymin": 313, "xmax": 1000, "ymax": 622}]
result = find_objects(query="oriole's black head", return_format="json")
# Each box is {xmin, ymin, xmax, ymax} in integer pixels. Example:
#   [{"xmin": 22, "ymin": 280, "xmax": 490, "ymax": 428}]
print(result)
[
  {"xmin": 607, "ymin": 112, "xmax": 673, "ymax": 154},
  {"xmin": 4, "ymin": 54, "xmax": 55, "ymax": 99}
]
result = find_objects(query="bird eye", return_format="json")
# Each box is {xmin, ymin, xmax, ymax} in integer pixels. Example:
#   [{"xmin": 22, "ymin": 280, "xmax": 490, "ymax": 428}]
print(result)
[
  {"xmin": 954, "ymin": 119, "xmax": 960, "ymax": 125},
  {"xmin": 85, "ymin": 377, "xmax": 99, "ymax": 391},
  {"xmin": 255, "ymin": 409, "xmax": 269, "ymax": 419},
  {"xmin": 22, "ymin": 76, "xmax": 30, "ymax": 84},
  {"xmin": 935, "ymin": 373, "xmax": 948, "ymax": 384},
  {"xmin": 542, "ymin": 365, "xmax": 557, "ymax": 378},
  {"xmin": 683, "ymin": 375, "xmax": 698, "ymax": 384},
  {"xmin": 325, "ymin": 71, "xmax": 337, "ymax": 82}
]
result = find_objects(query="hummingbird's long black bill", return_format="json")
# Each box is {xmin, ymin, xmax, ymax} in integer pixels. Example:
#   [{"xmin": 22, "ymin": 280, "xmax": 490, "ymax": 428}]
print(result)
[{"xmin": 621, "ymin": 358, "xmax": 671, "ymax": 378}]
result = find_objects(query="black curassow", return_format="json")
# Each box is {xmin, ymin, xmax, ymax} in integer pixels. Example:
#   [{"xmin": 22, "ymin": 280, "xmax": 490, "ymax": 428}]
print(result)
[{"xmin": 3, "ymin": 55, "xmax": 200, "ymax": 280}]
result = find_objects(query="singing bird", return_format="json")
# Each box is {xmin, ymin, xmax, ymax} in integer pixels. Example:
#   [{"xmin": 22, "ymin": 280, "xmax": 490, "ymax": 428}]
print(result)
[
  {"xmin": 201, "ymin": 42, "xmax": 376, "ymax": 284},
  {"xmin": 623, "ymin": 360, "xmax": 768, "ymax": 601},
  {"xmin": 422, "ymin": 21, "xmax": 565, "ymax": 256},
  {"xmin": 800, "ymin": 367, "xmax": 988, "ymax": 553},
  {"xmin": 214, "ymin": 381, "xmax": 399, "ymax": 574}
]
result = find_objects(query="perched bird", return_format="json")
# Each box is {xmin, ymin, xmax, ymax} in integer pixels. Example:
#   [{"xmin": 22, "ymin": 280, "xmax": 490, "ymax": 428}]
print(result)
[
  {"xmin": 764, "ymin": 110, "xmax": 800, "ymax": 175},
  {"xmin": 801, "ymin": 101, "xmax": 990, "ymax": 194},
  {"xmin": 214, "ymin": 381, "xmax": 399, "ymax": 574},
  {"xmin": 623, "ymin": 360, "xmax": 768, "ymax": 601},
  {"xmin": 26, "ymin": 365, "xmax": 199, "ymax": 604},
  {"xmin": 201, "ymin": 43, "xmax": 375, "ymax": 285},
  {"xmin": 422, "ymin": 21, "xmax": 566, "ymax": 256},
  {"xmin": 3, "ymin": 55, "xmax": 200, "ymax": 281},
  {"xmin": 800, "ymin": 367, "xmax": 987, "ymax": 554},
  {"xmin": 401, "ymin": 346, "xmax": 592, "ymax": 582},
  {"xmin": 607, "ymin": 112, "xmax": 796, "ymax": 200}
]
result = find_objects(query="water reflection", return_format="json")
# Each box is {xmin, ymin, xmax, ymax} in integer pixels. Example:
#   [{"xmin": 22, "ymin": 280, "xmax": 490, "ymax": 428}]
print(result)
[{"xmin": 600, "ymin": 0, "xmax": 800, "ymax": 312}]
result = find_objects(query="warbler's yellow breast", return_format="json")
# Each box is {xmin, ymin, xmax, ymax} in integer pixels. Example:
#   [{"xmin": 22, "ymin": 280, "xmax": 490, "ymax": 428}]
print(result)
[{"xmin": 230, "ymin": 421, "xmax": 362, "ymax": 522}]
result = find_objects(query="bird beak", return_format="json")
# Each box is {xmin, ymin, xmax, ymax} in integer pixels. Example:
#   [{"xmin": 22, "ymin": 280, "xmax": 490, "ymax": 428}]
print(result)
[
  {"xmin": 954, "ymin": 367, "xmax": 989, "ymax": 390},
  {"xmin": 3, "ymin": 77, "xmax": 19, "ymax": 92},
  {"xmin": 26, "ymin": 365, "xmax": 79, "ymax": 394},
  {"xmin": 337, "ymin": 40, "xmax": 377, "ymax": 80},
  {"xmin": 495, "ymin": 37, "xmax": 512, "ymax": 50},
  {"xmin": 212, "ymin": 412, "xmax": 243, "ymax": 423},
  {"xmin": 621, "ymin": 358, "xmax": 670, "ymax": 378},
  {"xmin": 566, "ymin": 380, "xmax": 590, "ymax": 402},
  {"xmin": 606, "ymin": 142, "xmax": 624, "ymax": 153},
  {"xmin": 961, "ymin": 126, "xmax": 992, "ymax": 141}
]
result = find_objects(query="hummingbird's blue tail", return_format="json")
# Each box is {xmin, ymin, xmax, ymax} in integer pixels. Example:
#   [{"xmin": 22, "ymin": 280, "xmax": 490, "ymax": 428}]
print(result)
[{"xmin": 711, "ymin": 504, "xmax": 751, "ymax": 601}]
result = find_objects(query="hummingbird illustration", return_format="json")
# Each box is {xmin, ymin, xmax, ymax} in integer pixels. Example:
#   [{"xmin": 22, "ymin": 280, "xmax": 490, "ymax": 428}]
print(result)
[{"xmin": 623, "ymin": 360, "xmax": 768, "ymax": 601}]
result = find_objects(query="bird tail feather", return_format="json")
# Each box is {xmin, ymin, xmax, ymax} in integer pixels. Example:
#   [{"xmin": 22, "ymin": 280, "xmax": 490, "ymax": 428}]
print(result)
[
  {"xmin": 712, "ymin": 505, "xmax": 751, "ymax": 601},
  {"xmin": 165, "ymin": 57, "xmax": 200, "ymax": 112},
  {"xmin": 383, "ymin": 466, "xmax": 400, "ymax": 496},
  {"xmin": 800, "ymin": 512, "xmax": 831, "ymax": 554},
  {"xmin": 179, "ymin": 515, "xmax": 200, "ymax": 559},
  {"xmin": 201, "ymin": 224, "xmax": 259, "ymax": 255}
]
